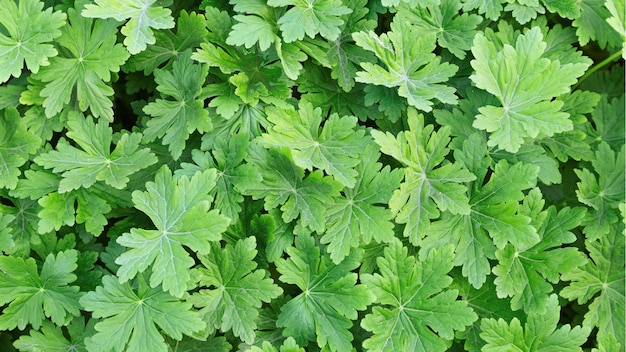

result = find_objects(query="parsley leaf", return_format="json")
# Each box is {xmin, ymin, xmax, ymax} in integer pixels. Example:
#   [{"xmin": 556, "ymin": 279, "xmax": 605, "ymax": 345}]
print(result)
[
  {"xmin": 371, "ymin": 109, "xmax": 476, "ymax": 243},
  {"xmin": 353, "ymin": 19, "xmax": 459, "ymax": 112},
  {"xmin": 79, "ymin": 274, "xmax": 206, "ymax": 352},
  {"xmin": 275, "ymin": 234, "xmax": 374, "ymax": 351},
  {"xmin": 81, "ymin": 0, "xmax": 175, "ymax": 54},
  {"xmin": 0, "ymin": 0, "xmax": 66, "ymax": 83},
  {"xmin": 261, "ymin": 101, "xmax": 371, "ymax": 188},
  {"xmin": 469, "ymin": 27, "xmax": 590, "ymax": 152},
  {"xmin": 0, "ymin": 250, "xmax": 81, "ymax": 330},
  {"xmin": 115, "ymin": 166, "xmax": 230, "ymax": 298},
  {"xmin": 34, "ymin": 114, "xmax": 157, "ymax": 193},
  {"xmin": 142, "ymin": 50, "xmax": 211, "ymax": 160},
  {"xmin": 361, "ymin": 239, "xmax": 478, "ymax": 351},
  {"xmin": 190, "ymin": 237, "xmax": 283, "ymax": 344}
]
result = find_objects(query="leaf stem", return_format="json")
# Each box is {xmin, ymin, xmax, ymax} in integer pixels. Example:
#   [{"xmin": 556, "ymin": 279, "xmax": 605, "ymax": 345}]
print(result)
[{"xmin": 574, "ymin": 50, "xmax": 623, "ymax": 90}]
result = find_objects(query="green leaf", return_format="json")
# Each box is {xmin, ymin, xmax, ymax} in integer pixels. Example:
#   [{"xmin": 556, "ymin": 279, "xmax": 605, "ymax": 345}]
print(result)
[
  {"xmin": 34, "ymin": 114, "xmax": 157, "ymax": 193},
  {"xmin": 190, "ymin": 237, "xmax": 283, "ymax": 344},
  {"xmin": 79, "ymin": 275, "xmax": 206, "ymax": 352},
  {"xmin": 227, "ymin": 14, "xmax": 277, "ymax": 51},
  {"xmin": 561, "ymin": 227, "xmax": 625, "ymax": 344},
  {"xmin": 0, "ymin": 108, "xmax": 41, "ymax": 190},
  {"xmin": 81, "ymin": 0, "xmax": 175, "ymax": 54},
  {"xmin": 275, "ymin": 234, "xmax": 375, "ymax": 351},
  {"xmin": 605, "ymin": 0, "xmax": 626, "ymax": 58},
  {"xmin": 115, "ymin": 166, "xmax": 230, "ymax": 297},
  {"xmin": 461, "ymin": 0, "xmax": 505, "ymax": 20},
  {"xmin": 176, "ymin": 133, "xmax": 261, "ymax": 222},
  {"xmin": 268, "ymin": 0, "xmax": 352, "ymax": 42},
  {"xmin": 493, "ymin": 206, "xmax": 589, "ymax": 313},
  {"xmin": 372, "ymin": 109, "xmax": 476, "ymax": 244},
  {"xmin": 421, "ymin": 135, "xmax": 539, "ymax": 288},
  {"xmin": 469, "ymin": 27, "xmax": 590, "ymax": 152},
  {"xmin": 0, "ymin": 0, "xmax": 66, "ymax": 83},
  {"xmin": 13, "ymin": 316, "xmax": 95, "ymax": 352},
  {"xmin": 249, "ymin": 337, "xmax": 305, "ymax": 352},
  {"xmin": 398, "ymin": 0, "xmax": 483, "ymax": 59},
  {"xmin": 261, "ymin": 101, "xmax": 371, "ymax": 188},
  {"xmin": 354, "ymin": 20, "xmax": 458, "ymax": 112},
  {"xmin": 480, "ymin": 294, "xmax": 591, "ymax": 351},
  {"xmin": 32, "ymin": 7, "xmax": 129, "ymax": 121},
  {"xmin": 125, "ymin": 10, "xmax": 209, "ymax": 74},
  {"xmin": 582, "ymin": 95, "xmax": 625, "ymax": 152},
  {"xmin": 361, "ymin": 240, "xmax": 477, "ymax": 351},
  {"xmin": 573, "ymin": 0, "xmax": 624, "ymax": 48},
  {"xmin": 322, "ymin": 144, "xmax": 403, "ymax": 263},
  {"xmin": 242, "ymin": 143, "xmax": 342, "ymax": 233},
  {"xmin": 574, "ymin": 142, "xmax": 625, "ymax": 240},
  {"xmin": 142, "ymin": 50, "xmax": 211, "ymax": 160},
  {"xmin": 0, "ymin": 250, "xmax": 81, "ymax": 330}
]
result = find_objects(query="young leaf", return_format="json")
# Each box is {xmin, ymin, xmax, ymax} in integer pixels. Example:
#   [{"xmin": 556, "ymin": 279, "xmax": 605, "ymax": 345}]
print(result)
[
  {"xmin": 242, "ymin": 143, "xmax": 342, "ymax": 233},
  {"xmin": 34, "ymin": 114, "xmax": 157, "ymax": 193},
  {"xmin": 469, "ymin": 27, "xmax": 590, "ymax": 152},
  {"xmin": 322, "ymin": 144, "xmax": 403, "ymax": 263},
  {"xmin": 480, "ymin": 294, "xmax": 591, "ymax": 351},
  {"xmin": 261, "ymin": 101, "xmax": 371, "ymax": 188},
  {"xmin": 176, "ymin": 133, "xmax": 261, "ymax": 222},
  {"xmin": 371, "ymin": 109, "xmax": 476, "ymax": 244},
  {"xmin": 267, "ymin": 0, "xmax": 352, "ymax": 42},
  {"xmin": 115, "ymin": 166, "xmax": 230, "ymax": 298},
  {"xmin": 493, "ymin": 205, "xmax": 589, "ymax": 313},
  {"xmin": 79, "ymin": 275, "xmax": 206, "ymax": 352},
  {"xmin": 37, "ymin": 189, "xmax": 112, "ymax": 236},
  {"xmin": 0, "ymin": 250, "xmax": 81, "ymax": 330},
  {"xmin": 0, "ymin": 0, "xmax": 66, "ymax": 83},
  {"xmin": 142, "ymin": 50, "xmax": 211, "ymax": 160},
  {"xmin": 275, "ymin": 234, "xmax": 375, "ymax": 351},
  {"xmin": 561, "ymin": 226, "xmax": 625, "ymax": 344},
  {"xmin": 0, "ymin": 108, "xmax": 41, "ymax": 190},
  {"xmin": 81, "ymin": 0, "xmax": 175, "ymax": 54},
  {"xmin": 361, "ymin": 239, "xmax": 478, "ymax": 351},
  {"xmin": 582, "ymin": 95, "xmax": 625, "ymax": 152},
  {"xmin": 190, "ymin": 237, "xmax": 283, "ymax": 344},
  {"xmin": 32, "ymin": 7, "xmax": 129, "ymax": 121},
  {"xmin": 353, "ymin": 20, "xmax": 458, "ymax": 112}
]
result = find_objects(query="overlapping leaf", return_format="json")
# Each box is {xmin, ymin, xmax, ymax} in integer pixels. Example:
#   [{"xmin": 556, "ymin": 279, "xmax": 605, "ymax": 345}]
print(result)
[
  {"xmin": 80, "ymin": 275, "xmax": 205, "ymax": 352},
  {"xmin": 470, "ymin": 27, "xmax": 590, "ymax": 152},
  {"xmin": 275, "ymin": 234, "xmax": 374, "ymax": 351},
  {"xmin": 190, "ymin": 238, "xmax": 282, "ymax": 343},
  {"xmin": 0, "ymin": 0, "xmax": 66, "ymax": 83},
  {"xmin": 115, "ymin": 166, "xmax": 230, "ymax": 297},
  {"xmin": 371, "ymin": 109, "xmax": 475, "ymax": 243},
  {"xmin": 361, "ymin": 239, "xmax": 477, "ymax": 351}
]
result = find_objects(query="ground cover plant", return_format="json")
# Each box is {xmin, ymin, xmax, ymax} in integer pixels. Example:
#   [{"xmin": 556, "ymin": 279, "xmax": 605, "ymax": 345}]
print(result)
[{"xmin": 0, "ymin": 0, "xmax": 624, "ymax": 351}]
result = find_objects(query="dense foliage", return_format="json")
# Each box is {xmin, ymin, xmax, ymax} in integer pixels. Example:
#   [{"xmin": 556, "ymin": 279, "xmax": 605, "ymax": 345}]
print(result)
[{"xmin": 0, "ymin": 0, "xmax": 624, "ymax": 351}]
